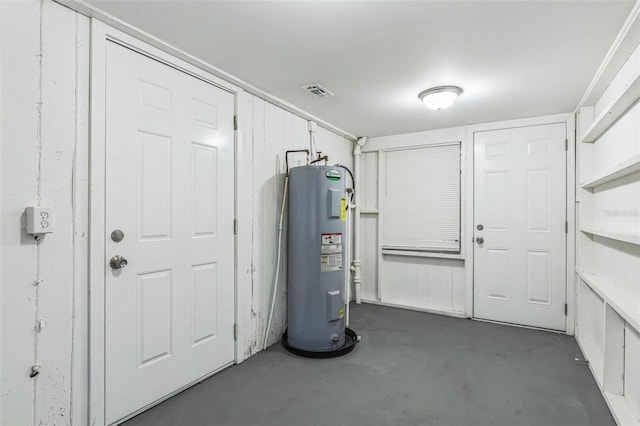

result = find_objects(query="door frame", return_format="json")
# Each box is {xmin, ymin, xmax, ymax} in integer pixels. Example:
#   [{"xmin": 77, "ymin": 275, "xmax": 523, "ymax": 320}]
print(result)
[
  {"xmin": 89, "ymin": 21, "xmax": 246, "ymax": 426},
  {"xmin": 464, "ymin": 113, "xmax": 576, "ymax": 334}
]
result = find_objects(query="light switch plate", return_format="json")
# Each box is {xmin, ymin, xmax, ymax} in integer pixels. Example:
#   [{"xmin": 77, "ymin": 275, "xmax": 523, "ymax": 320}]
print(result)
[{"xmin": 26, "ymin": 207, "xmax": 54, "ymax": 234}]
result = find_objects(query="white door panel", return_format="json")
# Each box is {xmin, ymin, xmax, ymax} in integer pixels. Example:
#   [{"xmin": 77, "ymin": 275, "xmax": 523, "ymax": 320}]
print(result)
[
  {"xmin": 105, "ymin": 42, "xmax": 235, "ymax": 424},
  {"xmin": 474, "ymin": 123, "xmax": 566, "ymax": 331}
]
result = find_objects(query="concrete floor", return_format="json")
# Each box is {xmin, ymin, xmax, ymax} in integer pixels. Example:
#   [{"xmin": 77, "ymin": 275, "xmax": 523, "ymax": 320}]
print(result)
[{"xmin": 124, "ymin": 303, "xmax": 614, "ymax": 426}]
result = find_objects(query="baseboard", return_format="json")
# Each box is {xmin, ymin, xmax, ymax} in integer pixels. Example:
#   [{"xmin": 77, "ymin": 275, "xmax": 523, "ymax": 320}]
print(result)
[{"xmin": 359, "ymin": 298, "xmax": 468, "ymax": 319}]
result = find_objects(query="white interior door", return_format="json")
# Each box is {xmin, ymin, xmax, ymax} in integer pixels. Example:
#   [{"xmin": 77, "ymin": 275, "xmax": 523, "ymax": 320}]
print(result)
[
  {"xmin": 104, "ymin": 41, "xmax": 235, "ymax": 424},
  {"xmin": 473, "ymin": 123, "xmax": 566, "ymax": 331}
]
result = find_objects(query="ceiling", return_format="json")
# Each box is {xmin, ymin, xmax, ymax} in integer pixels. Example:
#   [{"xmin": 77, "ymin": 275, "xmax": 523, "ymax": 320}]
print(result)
[{"xmin": 86, "ymin": 0, "xmax": 635, "ymax": 138}]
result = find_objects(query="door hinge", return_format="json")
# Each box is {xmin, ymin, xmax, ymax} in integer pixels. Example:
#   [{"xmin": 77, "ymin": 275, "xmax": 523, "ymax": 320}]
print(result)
[
  {"xmin": 234, "ymin": 323, "xmax": 238, "ymax": 340},
  {"xmin": 234, "ymin": 219, "xmax": 238, "ymax": 235},
  {"xmin": 565, "ymin": 303, "xmax": 568, "ymax": 316},
  {"xmin": 565, "ymin": 138, "xmax": 568, "ymax": 151},
  {"xmin": 234, "ymin": 115, "xmax": 238, "ymax": 131},
  {"xmin": 565, "ymin": 221, "xmax": 568, "ymax": 234}
]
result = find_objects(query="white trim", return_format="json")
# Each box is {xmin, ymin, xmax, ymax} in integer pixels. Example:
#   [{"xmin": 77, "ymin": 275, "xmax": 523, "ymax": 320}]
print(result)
[
  {"xmin": 468, "ymin": 113, "xmax": 572, "ymax": 134},
  {"xmin": 89, "ymin": 20, "xmax": 107, "ymax": 425},
  {"xmin": 234, "ymin": 88, "xmax": 252, "ymax": 364},
  {"xmin": 458, "ymin": 137, "xmax": 465, "ymax": 260},
  {"xmin": 103, "ymin": 32, "xmax": 238, "ymax": 95},
  {"xmin": 0, "ymin": 12, "xmax": 4, "ymax": 425},
  {"xmin": 376, "ymin": 150, "xmax": 384, "ymax": 302},
  {"xmin": 88, "ymin": 21, "xmax": 242, "ymax": 426},
  {"xmin": 576, "ymin": 1, "xmax": 640, "ymax": 109},
  {"xmin": 72, "ymin": 12, "xmax": 92, "ymax": 425},
  {"xmin": 55, "ymin": 0, "xmax": 357, "ymax": 142},
  {"xmin": 566, "ymin": 114, "xmax": 576, "ymax": 336},
  {"xmin": 361, "ymin": 126, "xmax": 467, "ymax": 153},
  {"xmin": 360, "ymin": 299, "xmax": 467, "ymax": 319},
  {"xmin": 472, "ymin": 318, "xmax": 567, "ymax": 335},
  {"xmin": 381, "ymin": 250, "xmax": 464, "ymax": 260},
  {"xmin": 378, "ymin": 140, "xmax": 461, "ymax": 153},
  {"xmin": 464, "ymin": 125, "xmax": 474, "ymax": 317}
]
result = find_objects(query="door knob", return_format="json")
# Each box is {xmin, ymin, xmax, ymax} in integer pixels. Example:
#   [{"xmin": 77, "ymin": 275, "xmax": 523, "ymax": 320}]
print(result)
[
  {"xmin": 475, "ymin": 236, "xmax": 484, "ymax": 244},
  {"xmin": 110, "ymin": 255, "xmax": 128, "ymax": 270}
]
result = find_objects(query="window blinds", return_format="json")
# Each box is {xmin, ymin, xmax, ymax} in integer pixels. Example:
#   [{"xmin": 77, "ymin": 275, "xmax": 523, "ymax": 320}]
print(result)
[{"xmin": 381, "ymin": 142, "xmax": 461, "ymax": 253}]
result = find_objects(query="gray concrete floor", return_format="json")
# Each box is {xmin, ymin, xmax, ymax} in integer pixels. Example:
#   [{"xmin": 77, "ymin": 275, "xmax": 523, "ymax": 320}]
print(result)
[{"xmin": 124, "ymin": 303, "xmax": 613, "ymax": 426}]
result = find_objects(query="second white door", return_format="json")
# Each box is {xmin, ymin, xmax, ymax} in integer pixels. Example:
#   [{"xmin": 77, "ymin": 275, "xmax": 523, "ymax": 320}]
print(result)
[
  {"xmin": 104, "ymin": 41, "xmax": 236, "ymax": 424},
  {"xmin": 474, "ymin": 123, "xmax": 566, "ymax": 331}
]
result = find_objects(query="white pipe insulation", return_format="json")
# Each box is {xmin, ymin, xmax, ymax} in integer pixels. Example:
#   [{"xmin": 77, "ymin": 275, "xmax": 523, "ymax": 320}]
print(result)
[
  {"xmin": 345, "ymin": 196, "xmax": 351, "ymax": 325},
  {"xmin": 308, "ymin": 120, "xmax": 318, "ymax": 158},
  {"xmin": 352, "ymin": 137, "xmax": 368, "ymax": 303},
  {"xmin": 263, "ymin": 175, "xmax": 288, "ymax": 350}
]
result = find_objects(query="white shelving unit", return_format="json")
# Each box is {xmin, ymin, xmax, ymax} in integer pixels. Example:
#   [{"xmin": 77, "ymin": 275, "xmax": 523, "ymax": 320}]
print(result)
[
  {"xmin": 576, "ymin": 5, "xmax": 640, "ymax": 425},
  {"xmin": 579, "ymin": 271, "xmax": 640, "ymax": 333},
  {"xmin": 580, "ymin": 225, "xmax": 640, "ymax": 246},
  {"xmin": 580, "ymin": 77, "xmax": 640, "ymax": 143},
  {"xmin": 581, "ymin": 153, "xmax": 640, "ymax": 188}
]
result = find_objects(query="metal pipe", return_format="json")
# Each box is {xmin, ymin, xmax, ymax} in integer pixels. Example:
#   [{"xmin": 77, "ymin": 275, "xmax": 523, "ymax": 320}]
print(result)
[
  {"xmin": 352, "ymin": 137, "xmax": 368, "ymax": 303},
  {"xmin": 310, "ymin": 155, "xmax": 329, "ymax": 165},
  {"xmin": 285, "ymin": 149, "xmax": 310, "ymax": 176}
]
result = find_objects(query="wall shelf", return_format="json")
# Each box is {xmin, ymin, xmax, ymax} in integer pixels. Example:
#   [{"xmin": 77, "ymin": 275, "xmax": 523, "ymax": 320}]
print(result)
[
  {"xmin": 580, "ymin": 225, "xmax": 640, "ymax": 246},
  {"xmin": 580, "ymin": 73, "xmax": 640, "ymax": 143},
  {"xmin": 579, "ymin": 271, "xmax": 640, "ymax": 334},
  {"xmin": 581, "ymin": 154, "xmax": 640, "ymax": 188},
  {"xmin": 381, "ymin": 249, "xmax": 464, "ymax": 260}
]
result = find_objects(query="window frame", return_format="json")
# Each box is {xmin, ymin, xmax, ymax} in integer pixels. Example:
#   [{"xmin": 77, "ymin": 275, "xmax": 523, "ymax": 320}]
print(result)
[{"xmin": 379, "ymin": 141, "xmax": 462, "ymax": 255}]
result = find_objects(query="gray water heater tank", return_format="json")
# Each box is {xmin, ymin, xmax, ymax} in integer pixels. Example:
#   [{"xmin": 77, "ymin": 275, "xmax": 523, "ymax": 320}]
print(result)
[{"xmin": 287, "ymin": 165, "xmax": 347, "ymax": 352}]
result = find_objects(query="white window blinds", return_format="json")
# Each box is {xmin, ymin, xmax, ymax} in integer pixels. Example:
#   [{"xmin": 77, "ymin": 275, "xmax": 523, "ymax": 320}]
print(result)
[{"xmin": 381, "ymin": 142, "xmax": 461, "ymax": 253}]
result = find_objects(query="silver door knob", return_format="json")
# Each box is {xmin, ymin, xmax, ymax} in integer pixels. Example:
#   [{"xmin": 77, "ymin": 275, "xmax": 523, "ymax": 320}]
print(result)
[
  {"xmin": 476, "ymin": 236, "xmax": 484, "ymax": 244},
  {"xmin": 110, "ymin": 255, "xmax": 128, "ymax": 270}
]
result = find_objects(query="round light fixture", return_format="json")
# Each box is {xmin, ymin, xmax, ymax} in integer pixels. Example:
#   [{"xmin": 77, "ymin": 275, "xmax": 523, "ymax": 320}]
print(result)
[{"xmin": 418, "ymin": 86, "xmax": 463, "ymax": 111}]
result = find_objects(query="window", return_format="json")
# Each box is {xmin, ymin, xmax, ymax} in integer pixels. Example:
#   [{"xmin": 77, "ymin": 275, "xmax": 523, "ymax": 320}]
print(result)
[{"xmin": 381, "ymin": 142, "xmax": 461, "ymax": 253}]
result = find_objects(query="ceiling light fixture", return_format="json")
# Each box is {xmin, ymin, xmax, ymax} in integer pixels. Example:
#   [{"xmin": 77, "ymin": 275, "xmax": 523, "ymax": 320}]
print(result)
[{"xmin": 418, "ymin": 86, "xmax": 463, "ymax": 111}]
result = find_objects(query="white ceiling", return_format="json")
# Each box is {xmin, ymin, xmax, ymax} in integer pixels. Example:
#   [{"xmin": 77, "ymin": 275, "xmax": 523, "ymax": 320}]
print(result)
[{"xmin": 86, "ymin": 0, "xmax": 634, "ymax": 138}]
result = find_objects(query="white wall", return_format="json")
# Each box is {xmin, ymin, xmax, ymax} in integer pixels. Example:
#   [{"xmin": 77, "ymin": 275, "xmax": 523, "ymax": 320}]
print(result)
[
  {"xmin": 0, "ymin": 2, "xmax": 42, "ymax": 423},
  {"xmin": 1, "ymin": 2, "xmax": 90, "ymax": 424},
  {"xmin": 360, "ymin": 115, "xmax": 575, "ymax": 321},
  {"xmin": 241, "ymin": 96, "xmax": 353, "ymax": 356},
  {"xmin": 0, "ymin": 1, "xmax": 352, "ymax": 423},
  {"xmin": 360, "ymin": 127, "xmax": 468, "ymax": 316}
]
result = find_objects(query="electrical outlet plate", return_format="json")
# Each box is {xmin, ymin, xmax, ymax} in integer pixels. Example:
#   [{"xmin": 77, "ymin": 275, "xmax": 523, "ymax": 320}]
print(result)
[{"xmin": 25, "ymin": 207, "xmax": 54, "ymax": 234}]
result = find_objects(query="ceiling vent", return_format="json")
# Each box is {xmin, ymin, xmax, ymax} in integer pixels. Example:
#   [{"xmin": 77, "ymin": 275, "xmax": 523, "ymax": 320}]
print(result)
[{"xmin": 303, "ymin": 84, "xmax": 334, "ymax": 98}]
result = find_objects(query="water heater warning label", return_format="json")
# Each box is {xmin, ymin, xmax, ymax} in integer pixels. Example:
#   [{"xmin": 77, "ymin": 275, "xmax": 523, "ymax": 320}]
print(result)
[{"xmin": 321, "ymin": 233, "xmax": 343, "ymax": 272}]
